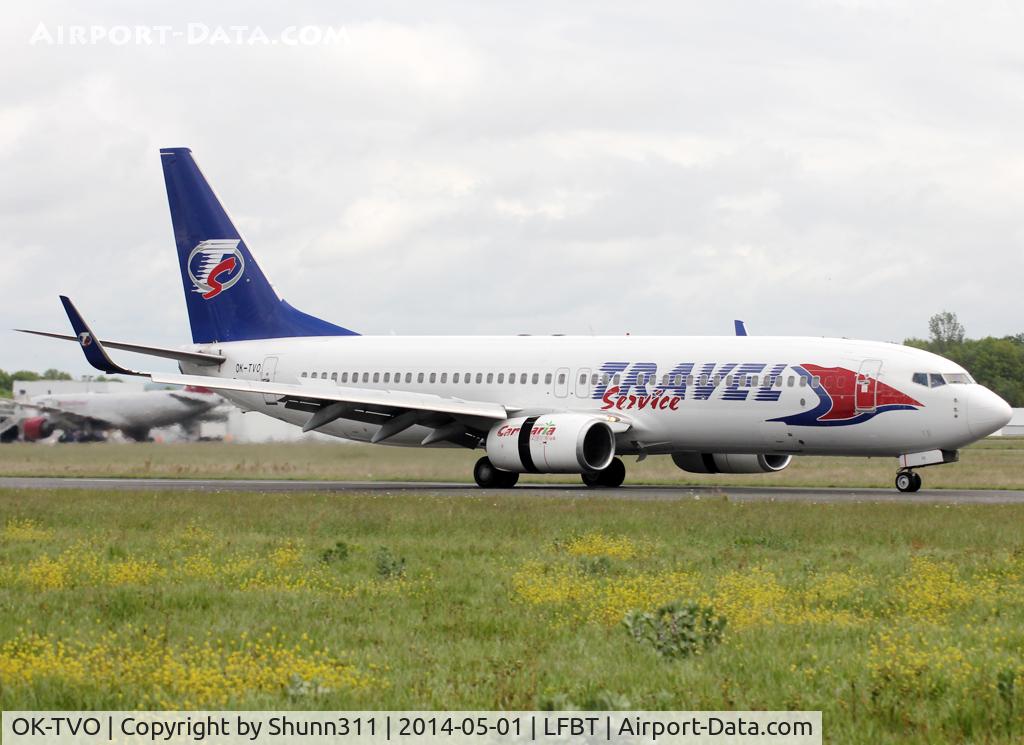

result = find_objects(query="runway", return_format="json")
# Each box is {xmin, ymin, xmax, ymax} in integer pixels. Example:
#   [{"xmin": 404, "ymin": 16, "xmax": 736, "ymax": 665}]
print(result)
[{"xmin": 2, "ymin": 476, "xmax": 1024, "ymax": 503}]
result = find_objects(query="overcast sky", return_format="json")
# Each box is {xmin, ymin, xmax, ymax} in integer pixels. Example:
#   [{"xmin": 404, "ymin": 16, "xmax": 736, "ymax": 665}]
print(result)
[{"xmin": 3, "ymin": 1, "xmax": 1023, "ymax": 376}]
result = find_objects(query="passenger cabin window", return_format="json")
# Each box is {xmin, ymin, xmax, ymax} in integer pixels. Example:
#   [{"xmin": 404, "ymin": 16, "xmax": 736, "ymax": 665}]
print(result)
[
  {"xmin": 557, "ymin": 373, "xmax": 566, "ymax": 384},
  {"xmin": 544, "ymin": 373, "xmax": 553, "ymax": 384},
  {"xmin": 383, "ymin": 373, "xmax": 390, "ymax": 383},
  {"xmin": 476, "ymin": 373, "xmax": 483, "ymax": 384},
  {"xmin": 301, "ymin": 372, "xmax": 308, "ymax": 378},
  {"xmin": 497, "ymin": 373, "xmax": 505, "ymax": 384},
  {"xmin": 520, "ymin": 373, "xmax": 527, "ymax": 384},
  {"xmin": 341, "ymin": 372, "xmax": 348, "ymax": 383},
  {"xmin": 799, "ymin": 377, "xmax": 807, "ymax": 387},
  {"xmin": 487, "ymin": 373, "xmax": 494, "ymax": 384},
  {"xmin": 453, "ymin": 373, "xmax": 460, "ymax": 384},
  {"xmin": 430, "ymin": 373, "xmax": 437, "ymax": 383},
  {"xmin": 811, "ymin": 376, "xmax": 821, "ymax": 388},
  {"xmin": 418, "ymin": 373, "xmax": 425, "ymax": 383},
  {"xmin": 331, "ymin": 372, "xmax": 338, "ymax": 382},
  {"xmin": 440, "ymin": 373, "xmax": 447, "ymax": 384},
  {"xmin": 532, "ymin": 373, "xmax": 540, "ymax": 384},
  {"xmin": 579, "ymin": 373, "xmax": 587, "ymax": 384},
  {"xmin": 373, "ymin": 372, "xmax": 380, "ymax": 383}
]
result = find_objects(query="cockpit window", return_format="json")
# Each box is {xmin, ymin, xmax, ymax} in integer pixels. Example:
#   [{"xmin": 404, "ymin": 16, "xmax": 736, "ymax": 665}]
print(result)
[
  {"xmin": 945, "ymin": 373, "xmax": 973, "ymax": 384},
  {"xmin": 913, "ymin": 371, "xmax": 973, "ymax": 387}
]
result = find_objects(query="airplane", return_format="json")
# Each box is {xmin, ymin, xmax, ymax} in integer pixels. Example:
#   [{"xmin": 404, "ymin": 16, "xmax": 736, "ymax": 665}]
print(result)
[
  {"xmin": 13, "ymin": 386, "xmax": 229, "ymax": 442},
  {"xmin": 0, "ymin": 400, "xmax": 17, "ymax": 443},
  {"xmin": 18, "ymin": 147, "xmax": 1013, "ymax": 491}
]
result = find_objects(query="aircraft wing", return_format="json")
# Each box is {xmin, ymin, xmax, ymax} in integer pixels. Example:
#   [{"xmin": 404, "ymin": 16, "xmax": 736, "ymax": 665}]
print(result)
[
  {"xmin": 167, "ymin": 391, "xmax": 221, "ymax": 408},
  {"xmin": 18, "ymin": 402, "xmax": 113, "ymax": 431},
  {"xmin": 16, "ymin": 296, "xmax": 224, "ymax": 371},
  {"xmin": 151, "ymin": 372, "xmax": 515, "ymax": 447}
]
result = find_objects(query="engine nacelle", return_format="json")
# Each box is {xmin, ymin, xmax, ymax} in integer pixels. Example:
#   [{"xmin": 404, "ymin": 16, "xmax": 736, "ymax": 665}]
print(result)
[
  {"xmin": 486, "ymin": 414, "xmax": 616, "ymax": 474},
  {"xmin": 20, "ymin": 416, "xmax": 55, "ymax": 442},
  {"xmin": 672, "ymin": 452, "xmax": 792, "ymax": 474}
]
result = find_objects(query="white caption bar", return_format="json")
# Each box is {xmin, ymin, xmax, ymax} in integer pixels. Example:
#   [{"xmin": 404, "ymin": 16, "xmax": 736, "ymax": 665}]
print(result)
[{"xmin": 3, "ymin": 712, "xmax": 820, "ymax": 745}]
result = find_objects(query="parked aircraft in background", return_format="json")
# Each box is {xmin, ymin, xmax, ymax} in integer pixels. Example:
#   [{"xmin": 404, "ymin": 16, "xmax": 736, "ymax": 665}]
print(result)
[
  {"xmin": 19, "ymin": 148, "xmax": 1013, "ymax": 490},
  {"xmin": 14, "ymin": 386, "xmax": 228, "ymax": 442},
  {"xmin": 0, "ymin": 400, "xmax": 17, "ymax": 443}
]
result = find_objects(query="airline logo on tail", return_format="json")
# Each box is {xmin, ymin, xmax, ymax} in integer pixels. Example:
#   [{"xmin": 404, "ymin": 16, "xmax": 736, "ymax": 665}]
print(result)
[{"xmin": 187, "ymin": 239, "xmax": 245, "ymax": 299}]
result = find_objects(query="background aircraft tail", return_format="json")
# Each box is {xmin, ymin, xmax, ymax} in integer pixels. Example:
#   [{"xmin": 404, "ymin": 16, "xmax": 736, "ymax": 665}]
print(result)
[{"xmin": 160, "ymin": 147, "xmax": 357, "ymax": 344}]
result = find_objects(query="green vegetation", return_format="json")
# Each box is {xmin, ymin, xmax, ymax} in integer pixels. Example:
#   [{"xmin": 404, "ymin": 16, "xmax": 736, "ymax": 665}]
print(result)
[
  {"xmin": 906, "ymin": 311, "xmax": 1024, "ymax": 406},
  {"xmin": 0, "ymin": 369, "xmax": 125, "ymax": 398},
  {"xmin": 0, "ymin": 368, "xmax": 71, "ymax": 398},
  {"xmin": 2, "ymin": 438, "xmax": 1023, "ymax": 490},
  {"xmin": 2, "ymin": 489, "xmax": 1024, "ymax": 743}
]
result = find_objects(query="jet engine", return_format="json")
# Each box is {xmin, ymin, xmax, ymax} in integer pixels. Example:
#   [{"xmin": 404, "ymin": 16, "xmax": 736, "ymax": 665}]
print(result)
[
  {"xmin": 486, "ymin": 414, "xmax": 616, "ymax": 473},
  {"xmin": 671, "ymin": 452, "xmax": 792, "ymax": 474},
  {"xmin": 20, "ymin": 417, "xmax": 55, "ymax": 442}
]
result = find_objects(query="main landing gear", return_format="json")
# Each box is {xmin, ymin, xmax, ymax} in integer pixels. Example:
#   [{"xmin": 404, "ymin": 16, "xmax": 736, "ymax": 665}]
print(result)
[
  {"xmin": 471, "ymin": 456, "xmax": 628, "ymax": 489},
  {"xmin": 581, "ymin": 457, "xmax": 626, "ymax": 488},
  {"xmin": 895, "ymin": 470, "xmax": 923, "ymax": 493},
  {"xmin": 473, "ymin": 457, "xmax": 519, "ymax": 488}
]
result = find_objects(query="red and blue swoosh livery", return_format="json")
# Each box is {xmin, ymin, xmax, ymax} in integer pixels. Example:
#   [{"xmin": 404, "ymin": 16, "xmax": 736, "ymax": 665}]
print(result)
[{"xmin": 770, "ymin": 364, "xmax": 922, "ymax": 427}]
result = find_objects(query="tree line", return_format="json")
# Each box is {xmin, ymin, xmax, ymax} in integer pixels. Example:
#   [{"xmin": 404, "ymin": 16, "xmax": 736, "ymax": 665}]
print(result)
[
  {"xmin": 0, "ymin": 369, "xmax": 122, "ymax": 398},
  {"xmin": 905, "ymin": 311, "xmax": 1024, "ymax": 407}
]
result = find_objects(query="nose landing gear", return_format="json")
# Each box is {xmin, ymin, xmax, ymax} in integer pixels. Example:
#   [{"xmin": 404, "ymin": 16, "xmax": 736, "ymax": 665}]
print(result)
[{"xmin": 895, "ymin": 470, "xmax": 922, "ymax": 493}]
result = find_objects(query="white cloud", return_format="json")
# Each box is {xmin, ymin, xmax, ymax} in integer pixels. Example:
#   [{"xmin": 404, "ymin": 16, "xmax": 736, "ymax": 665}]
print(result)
[{"xmin": 3, "ymin": 1, "xmax": 1024, "ymax": 375}]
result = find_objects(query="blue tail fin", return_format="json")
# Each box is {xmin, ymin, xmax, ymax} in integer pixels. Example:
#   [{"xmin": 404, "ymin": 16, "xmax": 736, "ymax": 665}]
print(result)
[{"xmin": 160, "ymin": 147, "xmax": 358, "ymax": 344}]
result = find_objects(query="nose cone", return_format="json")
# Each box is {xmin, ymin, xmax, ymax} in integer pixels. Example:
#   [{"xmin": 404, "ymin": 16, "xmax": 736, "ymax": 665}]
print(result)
[{"xmin": 968, "ymin": 387, "xmax": 1013, "ymax": 437}]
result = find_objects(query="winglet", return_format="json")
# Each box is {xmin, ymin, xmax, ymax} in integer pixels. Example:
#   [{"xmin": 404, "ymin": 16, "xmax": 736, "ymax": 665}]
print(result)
[
  {"xmin": 59, "ymin": 296, "xmax": 144, "ymax": 376},
  {"xmin": 734, "ymin": 319, "xmax": 748, "ymax": 336}
]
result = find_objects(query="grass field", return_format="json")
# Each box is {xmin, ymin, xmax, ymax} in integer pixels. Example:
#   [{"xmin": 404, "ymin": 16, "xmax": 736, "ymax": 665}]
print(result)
[
  {"xmin": 3, "ymin": 487, "xmax": 1024, "ymax": 743},
  {"xmin": 1, "ymin": 436, "xmax": 1023, "ymax": 489}
]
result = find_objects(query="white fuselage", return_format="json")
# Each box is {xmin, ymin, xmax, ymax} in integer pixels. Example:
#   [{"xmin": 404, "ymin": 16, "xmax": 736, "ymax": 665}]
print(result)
[
  {"xmin": 30, "ymin": 389, "xmax": 224, "ymax": 432},
  {"xmin": 181, "ymin": 334, "xmax": 1009, "ymax": 458}
]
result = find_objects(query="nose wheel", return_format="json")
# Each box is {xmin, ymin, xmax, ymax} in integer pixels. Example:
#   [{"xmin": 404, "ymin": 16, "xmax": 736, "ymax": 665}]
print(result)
[{"xmin": 895, "ymin": 470, "xmax": 922, "ymax": 493}]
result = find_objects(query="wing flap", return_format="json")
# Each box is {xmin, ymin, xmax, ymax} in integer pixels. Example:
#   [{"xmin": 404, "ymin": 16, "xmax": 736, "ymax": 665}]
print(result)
[{"xmin": 150, "ymin": 373, "xmax": 511, "ymax": 420}]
